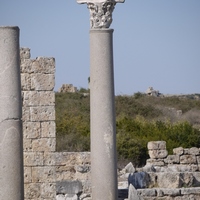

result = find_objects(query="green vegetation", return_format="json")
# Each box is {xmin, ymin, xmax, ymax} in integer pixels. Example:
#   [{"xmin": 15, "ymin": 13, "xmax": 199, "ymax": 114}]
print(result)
[{"xmin": 56, "ymin": 91, "xmax": 200, "ymax": 167}]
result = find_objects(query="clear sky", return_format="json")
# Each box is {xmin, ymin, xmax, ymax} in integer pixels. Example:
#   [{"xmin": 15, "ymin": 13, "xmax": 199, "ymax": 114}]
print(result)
[{"xmin": 0, "ymin": 0, "xmax": 200, "ymax": 95}]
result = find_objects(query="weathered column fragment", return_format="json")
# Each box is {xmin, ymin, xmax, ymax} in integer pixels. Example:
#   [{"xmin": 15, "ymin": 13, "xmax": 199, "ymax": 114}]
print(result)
[
  {"xmin": 76, "ymin": 1, "xmax": 125, "ymax": 199},
  {"xmin": 0, "ymin": 27, "xmax": 24, "ymax": 199}
]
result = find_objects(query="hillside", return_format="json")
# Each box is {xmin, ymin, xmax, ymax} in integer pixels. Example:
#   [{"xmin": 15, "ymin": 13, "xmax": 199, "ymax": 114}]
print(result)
[{"xmin": 55, "ymin": 92, "xmax": 200, "ymax": 167}]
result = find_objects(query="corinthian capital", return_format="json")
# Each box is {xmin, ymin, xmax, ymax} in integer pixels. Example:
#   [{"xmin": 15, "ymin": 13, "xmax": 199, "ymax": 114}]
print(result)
[{"xmin": 77, "ymin": 0, "xmax": 125, "ymax": 29}]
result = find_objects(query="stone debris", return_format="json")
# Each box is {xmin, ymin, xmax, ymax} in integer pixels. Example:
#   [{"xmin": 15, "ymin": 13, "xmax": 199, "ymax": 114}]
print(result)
[{"xmin": 128, "ymin": 184, "xmax": 143, "ymax": 200}]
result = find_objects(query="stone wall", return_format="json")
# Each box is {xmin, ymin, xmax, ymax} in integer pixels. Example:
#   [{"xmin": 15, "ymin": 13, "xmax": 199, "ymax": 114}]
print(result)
[
  {"xmin": 20, "ymin": 48, "xmax": 56, "ymax": 199},
  {"xmin": 20, "ymin": 48, "xmax": 200, "ymax": 199}
]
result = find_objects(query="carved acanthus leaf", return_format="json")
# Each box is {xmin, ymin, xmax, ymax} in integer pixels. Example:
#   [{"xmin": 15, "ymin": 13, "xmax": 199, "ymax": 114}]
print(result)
[
  {"xmin": 77, "ymin": 0, "xmax": 125, "ymax": 29},
  {"xmin": 87, "ymin": 1, "xmax": 115, "ymax": 28}
]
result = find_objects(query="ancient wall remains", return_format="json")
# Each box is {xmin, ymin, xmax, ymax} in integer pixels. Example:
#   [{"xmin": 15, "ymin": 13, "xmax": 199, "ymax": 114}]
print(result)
[
  {"xmin": 20, "ymin": 48, "xmax": 56, "ymax": 200},
  {"xmin": 20, "ymin": 48, "xmax": 200, "ymax": 200}
]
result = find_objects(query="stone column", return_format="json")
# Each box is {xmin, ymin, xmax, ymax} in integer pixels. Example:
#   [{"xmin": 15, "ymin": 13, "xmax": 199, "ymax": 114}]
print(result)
[
  {"xmin": 0, "ymin": 26, "xmax": 24, "ymax": 200},
  {"xmin": 90, "ymin": 28, "xmax": 117, "ymax": 199},
  {"xmin": 76, "ymin": 1, "xmax": 125, "ymax": 199}
]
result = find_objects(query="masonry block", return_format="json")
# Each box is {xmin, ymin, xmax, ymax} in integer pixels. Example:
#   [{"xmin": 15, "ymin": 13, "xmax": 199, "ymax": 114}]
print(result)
[
  {"xmin": 22, "ymin": 106, "xmax": 30, "ymax": 121},
  {"xmin": 23, "ymin": 138, "xmax": 32, "ymax": 152},
  {"xmin": 32, "ymin": 57, "xmax": 55, "ymax": 74},
  {"xmin": 44, "ymin": 152, "xmax": 58, "ymax": 166},
  {"xmin": 21, "ymin": 59, "xmax": 33, "ymax": 73},
  {"xmin": 147, "ymin": 141, "xmax": 166, "ymax": 150},
  {"xmin": 189, "ymin": 147, "xmax": 199, "ymax": 155},
  {"xmin": 21, "ymin": 73, "xmax": 31, "ymax": 90},
  {"xmin": 31, "ymin": 74, "xmax": 55, "ymax": 91},
  {"xmin": 20, "ymin": 47, "xmax": 31, "ymax": 60},
  {"xmin": 24, "ymin": 152, "xmax": 44, "ymax": 166},
  {"xmin": 23, "ymin": 91, "xmax": 55, "ymax": 106},
  {"xmin": 180, "ymin": 155, "xmax": 197, "ymax": 164},
  {"xmin": 148, "ymin": 149, "xmax": 168, "ymax": 159},
  {"xmin": 24, "ymin": 183, "xmax": 41, "ymax": 199},
  {"xmin": 32, "ymin": 138, "xmax": 56, "ymax": 152},
  {"xmin": 41, "ymin": 121, "xmax": 56, "ymax": 138},
  {"xmin": 41, "ymin": 183, "xmax": 56, "ymax": 199},
  {"xmin": 32, "ymin": 166, "xmax": 56, "ymax": 183},
  {"xmin": 24, "ymin": 167, "xmax": 32, "ymax": 183},
  {"xmin": 30, "ymin": 106, "xmax": 55, "ymax": 121},
  {"xmin": 173, "ymin": 147, "xmax": 184, "ymax": 156},
  {"xmin": 164, "ymin": 155, "xmax": 180, "ymax": 164},
  {"xmin": 23, "ymin": 122, "xmax": 41, "ymax": 139}
]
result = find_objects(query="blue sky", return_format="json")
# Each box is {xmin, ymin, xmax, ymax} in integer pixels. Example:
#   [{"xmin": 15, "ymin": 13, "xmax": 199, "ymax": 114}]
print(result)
[{"xmin": 0, "ymin": 0, "xmax": 200, "ymax": 95}]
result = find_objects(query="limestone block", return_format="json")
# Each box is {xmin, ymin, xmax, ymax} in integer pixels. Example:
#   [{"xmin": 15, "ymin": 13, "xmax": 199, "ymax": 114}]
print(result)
[
  {"xmin": 44, "ymin": 152, "xmax": 58, "ymax": 166},
  {"xmin": 32, "ymin": 57, "xmax": 55, "ymax": 74},
  {"xmin": 32, "ymin": 166, "xmax": 56, "ymax": 182},
  {"xmin": 23, "ymin": 91, "xmax": 55, "ymax": 106},
  {"xmin": 31, "ymin": 74, "xmax": 55, "ymax": 91},
  {"xmin": 196, "ymin": 156, "xmax": 200, "ymax": 164},
  {"xmin": 124, "ymin": 162, "xmax": 135, "ymax": 173},
  {"xmin": 56, "ymin": 165, "xmax": 76, "ymax": 181},
  {"xmin": 173, "ymin": 147, "xmax": 184, "ymax": 155},
  {"xmin": 22, "ymin": 106, "xmax": 30, "ymax": 121},
  {"xmin": 192, "ymin": 172, "xmax": 200, "ymax": 187},
  {"xmin": 184, "ymin": 148, "xmax": 189, "ymax": 155},
  {"xmin": 180, "ymin": 155, "xmax": 197, "ymax": 164},
  {"xmin": 161, "ymin": 188, "xmax": 181, "ymax": 196},
  {"xmin": 23, "ymin": 122, "xmax": 41, "ymax": 139},
  {"xmin": 23, "ymin": 138, "xmax": 32, "ymax": 151},
  {"xmin": 157, "ymin": 189, "xmax": 164, "ymax": 197},
  {"xmin": 181, "ymin": 187, "xmax": 200, "ymax": 195},
  {"xmin": 147, "ymin": 141, "xmax": 166, "ymax": 150},
  {"xmin": 189, "ymin": 147, "xmax": 199, "ymax": 155},
  {"xmin": 24, "ymin": 167, "xmax": 32, "ymax": 183},
  {"xmin": 32, "ymin": 138, "xmax": 56, "ymax": 152},
  {"xmin": 41, "ymin": 183, "xmax": 56, "ymax": 199},
  {"xmin": 20, "ymin": 59, "xmax": 33, "ymax": 73},
  {"xmin": 56, "ymin": 180, "xmax": 83, "ymax": 195},
  {"xmin": 147, "ymin": 172, "xmax": 158, "ymax": 188},
  {"xmin": 157, "ymin": 173, "xmax": 182, "ymax": 188},
  {"xmin": 30, "ymin": 106, "xmax": 55, "ymax": 121},
  {"xmin": 128, "ymin": 184, "xmax": 141, "ymax": 200},
  {"xmin": 148, "ymin": 149, "xmax": 168, "ymax": 159},
  {"xmin": 21, "ymin": 73, "xmax": 31, "ymax": 90},
  {"xmin": 137, "ymin": 188, "xmax": 156, "ymax": 197},
  {"xmin": 24, "ymin": 183, "xmax": 41, "ymax": 199},
  {"xmin": 75, "ymin": 171, "xmax": 91, "ymax": 181},
  {"xmin": 24, "ymin": 152, "xmax": 44, "ymax": 166},
  {"xmin": 56, "ymin": 194, "xmax": 66, "ymax": 200},
  {"xmin": 180, "ymin": 173, "xmax": 194, "ymax": 187},
  {"xmin": 41, "ymin": 121, "xmax": 56, "ymax": 138},
  {"xmin": 175, "ymin": 164, "xmax": 198, "ymax": 172},
  {"xmin": 164, "ymin": 155, "xmax": 180, "ymax": 164},
  {"xmin": 20, "ymin": 47, "xmax": 31, "ymax": 59},
  {"xmin": 146, "ymin": 159, "xmax": 165, "ymax": 166},
  {"xmin": 56, "ymin": 152, "xmax": 91, "ymax": 166}
]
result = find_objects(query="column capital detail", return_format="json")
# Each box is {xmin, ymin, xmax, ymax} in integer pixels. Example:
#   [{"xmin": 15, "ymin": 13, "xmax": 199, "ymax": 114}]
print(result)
[{"xmin": 77, "ymin": 0, "xmax": 125, "ymax": 29}]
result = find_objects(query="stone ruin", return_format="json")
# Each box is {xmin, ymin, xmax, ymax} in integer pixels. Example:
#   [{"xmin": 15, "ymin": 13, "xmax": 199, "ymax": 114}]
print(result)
[
  {"xmin": 58, "ymin": 84, "xmax": 78, "ymax": 93},
  {"xmin": 2, "ymin": 46, "xmax": 200, "ymax": 200},
  {"xmin": 145, "ymin": 87, "xmax": 162, "ymax": 97}
]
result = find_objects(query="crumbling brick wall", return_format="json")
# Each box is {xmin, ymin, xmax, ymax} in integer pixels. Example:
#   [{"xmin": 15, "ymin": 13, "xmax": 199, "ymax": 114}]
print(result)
[{"xmin": 20, "ymin": 48, "xmax": 56, "ymax": 200}]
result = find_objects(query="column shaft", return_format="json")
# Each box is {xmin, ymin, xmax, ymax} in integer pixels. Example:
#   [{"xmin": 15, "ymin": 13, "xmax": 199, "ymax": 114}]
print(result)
[
  {"xmin": 90, "ymin": 29, "xmax": 118, "ymax": 200},
  {"xmin": 0, "ymin": 26, "xmax": 24, "ymax": 200}
]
